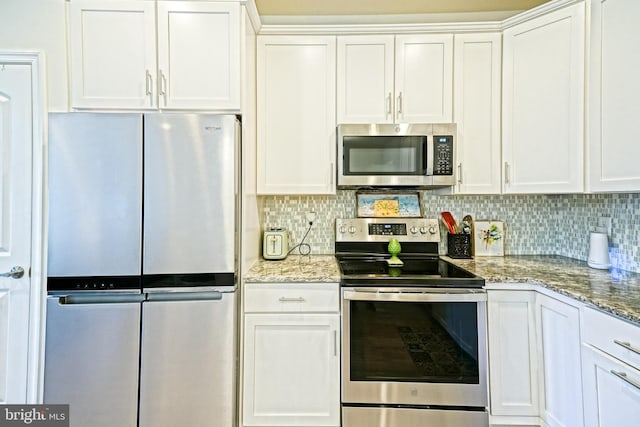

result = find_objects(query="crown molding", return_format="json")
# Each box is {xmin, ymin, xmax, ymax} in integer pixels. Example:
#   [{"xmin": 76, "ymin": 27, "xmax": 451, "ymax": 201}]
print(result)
[{"xmin": 255, "ymin": 0, "xmax": 582, "ymax": 35}]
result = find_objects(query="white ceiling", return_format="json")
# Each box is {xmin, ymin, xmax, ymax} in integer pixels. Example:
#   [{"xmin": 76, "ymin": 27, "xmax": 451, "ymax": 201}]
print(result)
[{"xmin": 254, "ymin": 0, "xmax": 550, "ymax": 16}]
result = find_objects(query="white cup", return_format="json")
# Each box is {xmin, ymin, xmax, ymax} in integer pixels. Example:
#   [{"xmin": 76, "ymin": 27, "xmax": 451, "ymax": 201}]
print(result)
[{"xmin": 588, "ymin": 232, "xmax": 610, "ymax": 269}]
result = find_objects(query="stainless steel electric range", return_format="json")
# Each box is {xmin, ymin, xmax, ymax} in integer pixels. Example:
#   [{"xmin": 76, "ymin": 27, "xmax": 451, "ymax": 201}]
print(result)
[{"xmin": 336, "ymin": 218, "xmax": 488, "ymax": 427}]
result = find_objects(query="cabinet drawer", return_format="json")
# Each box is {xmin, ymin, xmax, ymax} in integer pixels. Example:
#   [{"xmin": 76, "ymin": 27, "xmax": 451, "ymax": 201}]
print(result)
[
  {"xmin": 582, "ymin": 307, "xmax": 640, "ymax": 369},
  {"xmin": 245, "ymin": 283, "xmax": 339, "ymax": 313}
]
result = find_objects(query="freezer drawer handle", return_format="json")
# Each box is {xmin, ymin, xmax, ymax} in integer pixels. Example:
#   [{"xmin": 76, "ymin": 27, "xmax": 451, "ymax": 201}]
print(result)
[
  {"xmin": 60, "ymin": 294, "xmax": 145, "ymax": 305},
  {"xmin": 278, "ymin": 296, "xmax": 306, "ymax": 303},
  {"xmin": 1, "ymin": 266, "xmax": 24, "ymax": 279},
  {"xmin": 146, "ymin": 291, "xmax": 223, "ymax": 302}
]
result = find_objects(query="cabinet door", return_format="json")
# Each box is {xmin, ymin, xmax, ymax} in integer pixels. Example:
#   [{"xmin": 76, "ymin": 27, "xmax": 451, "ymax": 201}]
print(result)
[
  {"xmin": 502, "ymin": 3, "xmax": 585, "ymax": 193},
  {"xmin": 487, "ymin": 290, "xmax": 539, "ymax": 417},
  {"xmin": 336, "ymin": 35, "xmax": 394, "ymax": 124},
  {"xmin": 453, "ymin": 33, "xmax": 502, "ymax": 194},
  {"xmin": 582, "ymin": 345, "xmax": 640, "ymax": 427},
  {"xmin": 395, "ymin": 34, "xmax": 453, "ymax": 123},
  {"xmin": 536, "ymin": 294, "xmax": 583, "ymax": 427},
  {"xmin": 588, "ymin": 0, "xmax": 640, "ymax": 192},
  {"xmin": 69, "ymin": 0, "xmax": 157, "ymax": 109},
  {"xmin": 257, "ymin": 36, "xmax": 336, "ymax": 195},
  {"xmin": 157, "ymin": 1, "xmax": 240, "ymax": 110},
  {"xmin": 243, "ymin": 314, "xmax": 340, "ymax": 426}
]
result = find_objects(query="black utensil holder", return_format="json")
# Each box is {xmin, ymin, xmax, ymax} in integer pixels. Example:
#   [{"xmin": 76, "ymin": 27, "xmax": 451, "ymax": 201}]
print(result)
[{"xmin": 447, "ymin": 233, "xmax": 472, "ymax": 259}]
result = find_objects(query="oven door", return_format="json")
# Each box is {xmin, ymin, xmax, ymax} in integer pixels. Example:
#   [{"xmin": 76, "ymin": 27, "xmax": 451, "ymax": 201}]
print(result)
[{"xmin": 342, "ymin": 287, "xmax": 487, "ymax": 407}]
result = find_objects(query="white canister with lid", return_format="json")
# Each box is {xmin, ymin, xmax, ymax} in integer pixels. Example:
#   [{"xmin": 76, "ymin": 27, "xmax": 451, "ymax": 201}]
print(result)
[{"xmin": 588, "ymin": 231, "xmax": 610, "ymax": 269}]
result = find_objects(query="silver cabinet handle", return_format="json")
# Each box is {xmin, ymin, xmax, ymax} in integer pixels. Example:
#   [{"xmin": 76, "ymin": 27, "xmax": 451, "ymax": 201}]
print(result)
[
  {"xmin": 457, "ymin": 163, "xmax": 463, "ymax": 184},
  {"xmin": 158, "ymin": 70, "xmax": 167, "ymax": 104},
  {"xmin": 333, "ymin": 330, "xmax": 338, "ymax": 356},
  {"xmin": 386, "ymin": 92, "xmax": 392, "ymax": 118},
  {"xmin": 397, "ymin": 92, "xmax": 403, "ymax": 116},
  {"xmin": 611, "ymin": 370, "xmax": 640, "ymax": 391},
  {"xmin": 145, "ymin": 70, "xmax": 153, "ymax": 96},
  {"xmin": 504, "ymin": 162, "xmax": 510, "ymax": 184},
  {"xmin": 614, "ymin": 340, "xmax": 640, "ymax": 356},
  {"xmin": 278, "ymin": 296, "xmax": 305, "ymax": 302},
  {"xmin": 1, "ymin": 266, "xmax": 24, "ymax": 279}
]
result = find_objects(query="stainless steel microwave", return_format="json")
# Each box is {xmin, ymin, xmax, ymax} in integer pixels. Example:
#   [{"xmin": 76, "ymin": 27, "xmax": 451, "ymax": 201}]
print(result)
[{"xmin": 337, "ymin": 123, "xmax": 456, "ymax": 189}]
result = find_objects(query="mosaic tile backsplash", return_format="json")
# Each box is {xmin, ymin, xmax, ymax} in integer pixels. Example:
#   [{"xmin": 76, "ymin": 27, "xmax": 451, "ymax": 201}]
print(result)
[{"xmin": 261, "ymin": 191, "xmax": 640, "ymax": 274}]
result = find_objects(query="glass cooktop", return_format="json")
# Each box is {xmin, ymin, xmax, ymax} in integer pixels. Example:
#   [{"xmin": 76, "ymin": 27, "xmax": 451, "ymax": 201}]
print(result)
[{"xmin": 337, "ymin": 257, "xmax": 484, "ymax": 288}]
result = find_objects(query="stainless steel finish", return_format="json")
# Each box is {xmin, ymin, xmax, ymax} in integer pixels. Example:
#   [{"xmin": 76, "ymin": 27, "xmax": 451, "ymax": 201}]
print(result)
[
  {"xmin": 343, "ymin": 287, "xmax": 487, "ymax": 303},
  {"xmin": 143, "ymin": 114, "xmax": 238, "ymax": 275},
  {"xmin": 278, "ymin": 296, "xmax": 306, "ymax": 302},
  {"xmin": 337, "ymin": 123, "xmax": 456, "ymax": 188},
  {"xmin": 505, "ymin": 161, "xmax": 510, "ymax": 184},
  {"xmin": 159, "ymin": 70, "xmax": 167, "ymax": 97},
  {"xmin": 138, "ymin": 291, "xmax": 236, "ymax": 427},
  {"xmin": 335, "ymin": 218, "xmax": 440, "ymax": 243},
  {"xmin": 0, "ymin": 266, "xmax": 24, "ymax": 279},
  {"xmin": 614, "ymin": 339, "xmax": 640, "ymax": 356},
  {"xmin": 610, "ymin": 370, "xmax": 640, "ymax": 391},
  {"xmin": 48, "ymin": 113, "xmax": 143, "ymax": 277},
  {"xmin": 341, "ymin": 287, "xmax": 488, "ymax": 407},
  {"xmin": 145, "ymin": 70, "xmax": 152, "ymax": 97},
  {"xmin": 44, "ymin": 294, "xmax": 142, "ymax": 427},
  {"xmin": 342, "ymin": 406, "xmax": 489, "ymax": 427}
]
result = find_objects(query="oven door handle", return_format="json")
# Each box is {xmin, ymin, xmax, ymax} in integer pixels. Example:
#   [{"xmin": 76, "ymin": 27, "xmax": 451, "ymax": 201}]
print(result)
[{"xmin": 343, "ymin": 288, "xmax": 487, "ymax": 303}]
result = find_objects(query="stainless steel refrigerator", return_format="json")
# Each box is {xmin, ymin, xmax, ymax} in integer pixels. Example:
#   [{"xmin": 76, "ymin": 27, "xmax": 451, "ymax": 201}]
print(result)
[{"xmin": 44, "ymin": 113, "xmax": 239, "ymax": 427}]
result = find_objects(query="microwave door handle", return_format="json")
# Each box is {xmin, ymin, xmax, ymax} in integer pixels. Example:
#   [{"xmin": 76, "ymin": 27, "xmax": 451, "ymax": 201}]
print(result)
[{"xmin": 425, "ymin": 138, "xmax": 434, "ymax": 175}]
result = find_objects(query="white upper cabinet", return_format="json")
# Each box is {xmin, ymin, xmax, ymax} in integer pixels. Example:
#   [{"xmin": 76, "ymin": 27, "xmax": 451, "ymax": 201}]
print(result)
[
  {"xmin": 156, "ymin": 1, "xmax": 240, "ymax": 110},
  {"xmin": 336, "ymin": 34, "xmax": 453, "ymax": 124},
  {"xmin": 453, "ymin": 33, "xmax": 502, "ymax": 194},
  {"xmin": 502, "ymin": 2, "xmax": 585, "ymax": 193},
  {"xmin": 257, "ymin": 36, "xmax": 336, "ymax": 195},
  {"xmin": 588, "ymin": 0, "xmax": 640, "ymax": 192},
  {"xmin": 336, "ymin": 36, "xmax": 394, "ymax": 124},
  {"xmin": 69, "ymin": 0, "xmax": 240, "ymax": 110},
  {"xmin": 395, "ymin": 34, "xmax": 453, "ymax": 123},
  {"xmin": 69, "ymin": 0, "xmax": 157, "ymax": 109}
]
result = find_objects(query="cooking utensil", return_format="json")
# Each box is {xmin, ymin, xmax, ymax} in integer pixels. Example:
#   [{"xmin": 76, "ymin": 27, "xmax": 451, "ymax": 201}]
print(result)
[
  {"xmin": 461, "ymin": 214, "xmax": 473, "ymax": 234},
  {"xmin": 441, "ymin": 211, "xmax": 458, "ymax": 234}
]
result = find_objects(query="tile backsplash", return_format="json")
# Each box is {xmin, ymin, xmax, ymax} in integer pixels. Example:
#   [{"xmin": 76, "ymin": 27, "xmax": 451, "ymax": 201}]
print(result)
[{"xmin": 261, "ymin": 191, "xmax": 640, "ymax": 273}]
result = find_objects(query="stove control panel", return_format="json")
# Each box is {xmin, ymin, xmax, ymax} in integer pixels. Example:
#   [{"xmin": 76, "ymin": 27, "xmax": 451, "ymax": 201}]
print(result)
[{"xmin": 336, "ymin": 218, "xmax": 440, "ymax": 243}]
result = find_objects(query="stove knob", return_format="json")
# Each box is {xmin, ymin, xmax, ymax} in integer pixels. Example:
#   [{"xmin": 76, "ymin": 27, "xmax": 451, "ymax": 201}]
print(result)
[
  {"xmin": 348, "ymin": 226, "xmax": 356, "ymax": 234},
  {"xmin": 410, "ymin": 226, "xmax": 418, "ymax": 234},
  {"xmin": 428, "ymin": 226, "xmax": 437, "ymax": 235},
  {"xmin": 339, "ymin": 226, "xmax": 346, "ymax": 234},
  {"xmin": 419, "ymin": 227, "xmax": 428, "ymax": 234}
]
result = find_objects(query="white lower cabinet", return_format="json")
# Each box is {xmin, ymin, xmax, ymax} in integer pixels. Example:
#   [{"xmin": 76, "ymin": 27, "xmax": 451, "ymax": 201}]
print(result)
[
  {"xmin": 581, "ymin": 307, "xmax": 640, "ymax": 427},
  {"xmin": 487, "ymin": 290, "xmax": 540, "ymax": 420},
  {"xmin": 536, "ymin": 293, "xmax": 584, "ymax": 427},
  {"xmin": 242, "ymin": 283, "xmax": 340, "ymax": 427}
]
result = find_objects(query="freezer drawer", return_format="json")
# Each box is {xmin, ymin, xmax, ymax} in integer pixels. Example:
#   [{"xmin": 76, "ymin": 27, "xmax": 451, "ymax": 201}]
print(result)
[
  {"xmin": 138, "ymin": 291, "xmax": 237, "ymax": 427},
  {"xmin": 43, "ymin": 294, "xmax": 143, "ymax": 427}
]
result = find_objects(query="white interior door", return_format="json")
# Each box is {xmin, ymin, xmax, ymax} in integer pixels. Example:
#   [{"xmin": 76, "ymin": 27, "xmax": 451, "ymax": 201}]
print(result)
[{"xmin": 0, "ymin": 60, "xmax": 35, "ymax": 403}]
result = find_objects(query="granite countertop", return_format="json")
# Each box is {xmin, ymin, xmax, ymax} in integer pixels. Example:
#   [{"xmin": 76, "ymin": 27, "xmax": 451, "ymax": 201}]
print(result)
[
  {"xmin": 244, "ymin": 255, "xmax": 341, "ymax": 283},
  {"xmin": 244, "ymin": 253, "xmax": 640, "ymax": 325},
  {"xmin": 444, "ymin": 255, "xmax": 640, "ymax": 325}
]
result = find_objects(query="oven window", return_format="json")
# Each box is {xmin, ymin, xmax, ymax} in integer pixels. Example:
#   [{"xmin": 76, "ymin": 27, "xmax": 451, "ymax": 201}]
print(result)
[
  {"xmin": 343, "ymin": 136, "xmax": 426, "ymax": 175},
  {"xmin": 349, "ymin": 300, "xmax": 479, "ymax": 384}
]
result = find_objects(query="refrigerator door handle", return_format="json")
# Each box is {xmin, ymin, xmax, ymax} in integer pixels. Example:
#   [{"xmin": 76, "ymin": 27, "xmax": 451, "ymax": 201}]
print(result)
[
  {"xmin": 59, "ymin": 294, "xmax": 145, "ymax": 305},
  {"xmin": 145, "ymin": 291, "xmax": 224, "ymax": 302}
]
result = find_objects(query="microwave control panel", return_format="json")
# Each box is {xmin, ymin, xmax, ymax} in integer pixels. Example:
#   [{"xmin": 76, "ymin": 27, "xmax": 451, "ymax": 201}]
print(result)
[{"xmin": 433, "ymin": 136, "xmax": 453, "ymax": 175}]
